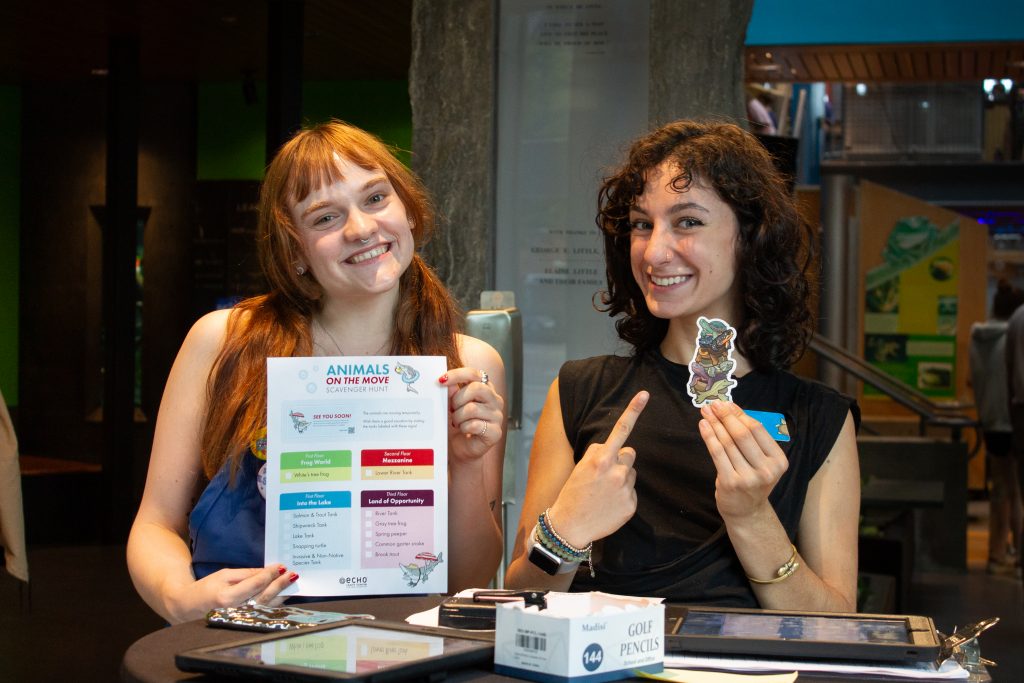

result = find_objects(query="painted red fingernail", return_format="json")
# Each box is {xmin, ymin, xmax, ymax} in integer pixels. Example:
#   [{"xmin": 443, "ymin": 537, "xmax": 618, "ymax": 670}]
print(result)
[
  {"xmin": 289, "ymin": 572, "xmax": 300, "ymax": 583},
  {"xmin": 438, "ymin": 374, "xmax": 448, "ymax": 384},
  {"xmin": 278, "ymin": 566, "xmax": 287, "ymax": 576}
]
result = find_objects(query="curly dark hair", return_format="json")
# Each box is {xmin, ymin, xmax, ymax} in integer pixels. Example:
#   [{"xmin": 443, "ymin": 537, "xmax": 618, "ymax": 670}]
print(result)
[{"xmin": 596, "ymin": 120, "xmax": 815, "ymax": 371}]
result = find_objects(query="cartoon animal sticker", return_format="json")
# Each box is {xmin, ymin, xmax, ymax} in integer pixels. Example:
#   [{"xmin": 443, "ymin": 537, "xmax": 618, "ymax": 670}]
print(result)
[{"xmin": 687, "ymin": 316, "xmax": 738, "ymax": 407}]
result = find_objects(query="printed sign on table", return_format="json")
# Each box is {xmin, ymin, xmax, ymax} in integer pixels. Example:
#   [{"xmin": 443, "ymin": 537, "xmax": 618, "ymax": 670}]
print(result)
[{"xmin": 265, "ymin": 356, "xmax": 449, "ymax": 596}]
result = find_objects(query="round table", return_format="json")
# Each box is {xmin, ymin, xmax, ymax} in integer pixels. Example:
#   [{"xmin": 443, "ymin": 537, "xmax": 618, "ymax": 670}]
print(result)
[
  {"xmin": 120, "ymin": 595, "xmax": 518, "ymax": 683},
  {"xmin": 122, "ymin": 596, "xmax": 983, "ymax": 683}
]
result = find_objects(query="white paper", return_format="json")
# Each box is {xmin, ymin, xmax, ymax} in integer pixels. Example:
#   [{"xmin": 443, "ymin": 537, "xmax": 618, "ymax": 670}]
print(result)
[
  {"xmin": 639, "ymin": 669, "xmax": 797, "ymax": 683},
  {"xmin": 664, "ymin": 654, "xmax": 968, "ymax": 680},
  {"xmin": 265, "ymin": 356, "xmax": 449, "ymax": 596},
  {"xmin": 406, "ymin": 588, "xmax": 482, "ymax": 628}
]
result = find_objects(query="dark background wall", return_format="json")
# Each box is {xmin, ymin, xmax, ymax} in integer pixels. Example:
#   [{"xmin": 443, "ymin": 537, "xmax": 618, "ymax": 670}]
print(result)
[
  {"xmin": 21, "ymin": 82, "xmax": 109, "ymax": 462},
  {"xmin": 12, "ymin": 77, "xmax": 413, "ymax": 506},
  {"xmin": 18, "ymin": 82, "xmax": 196, "ymax": 481}
]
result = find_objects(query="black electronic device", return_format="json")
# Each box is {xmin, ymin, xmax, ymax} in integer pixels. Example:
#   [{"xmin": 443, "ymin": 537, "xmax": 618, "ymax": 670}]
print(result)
[
  {"xmin": 176, "ymin": 618, "xmax": 494, "ymax": 682},
  {"xmin": 438, "ymin": 590, "xmax": 547, "ymax": 630},
  {"xmin": 528, "ymin": 541, "xmax": 564, "ymax": 575},
  {"xmin": 665, "ymin": 606, "xmax": 942, "ymax": 663}
]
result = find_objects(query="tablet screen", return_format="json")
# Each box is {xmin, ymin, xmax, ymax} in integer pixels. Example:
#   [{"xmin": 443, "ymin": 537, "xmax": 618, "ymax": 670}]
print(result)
[
  {"xmin": 679, "ymin": 611, "xmax": 912, "ymax": 644},
  {"xmin": 203, "ymin": 624, "xmax": 480, "ymax": 674}
]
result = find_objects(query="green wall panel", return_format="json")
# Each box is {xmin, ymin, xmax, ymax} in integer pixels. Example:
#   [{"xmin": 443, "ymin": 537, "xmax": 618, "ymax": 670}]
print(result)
[
  {"xmin": 303, "ymin": 80, "xmax": 412, "ymax": 165},
  {"xmin": 197, "ymin": 82, "xmax": 268, "ymax": 181},
  {"xmin": 197, "ymin": 80, "xmax": 412, "ymax": 180},
  {"xmin": 0, "ymin": 86, "xmax": 19, "ymax": 406}
]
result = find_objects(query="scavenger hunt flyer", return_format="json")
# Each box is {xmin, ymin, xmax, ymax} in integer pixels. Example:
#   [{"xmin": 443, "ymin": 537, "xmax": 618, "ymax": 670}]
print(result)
[{"xmin": 265, "ymin": 355, "xmax": 449, "ymax": 596}]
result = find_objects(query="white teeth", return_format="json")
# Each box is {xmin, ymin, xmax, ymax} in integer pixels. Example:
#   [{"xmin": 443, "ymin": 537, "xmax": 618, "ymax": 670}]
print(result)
[
  {"xmin": 651, "ymin": 274, "xmax": 690, "ymax": 286},
  {"xmin": 349, "ymin": 245, "xmax": 387, "ymax": 263}
]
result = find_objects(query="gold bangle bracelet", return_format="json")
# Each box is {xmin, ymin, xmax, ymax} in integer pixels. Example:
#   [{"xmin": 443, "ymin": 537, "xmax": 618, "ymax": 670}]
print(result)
[{"xmin": 746, "ymin": 544, "xmax": 800, "ymax": 585}]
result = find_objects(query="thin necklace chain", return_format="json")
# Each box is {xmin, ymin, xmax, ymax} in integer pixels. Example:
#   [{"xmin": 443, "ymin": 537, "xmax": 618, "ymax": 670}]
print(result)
[{"xmin": 314, "ymin": 316, "xmax": 391, "ymax": 357}]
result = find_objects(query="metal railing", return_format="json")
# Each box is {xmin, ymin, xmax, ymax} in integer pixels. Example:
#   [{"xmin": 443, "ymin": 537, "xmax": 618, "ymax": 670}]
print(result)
[{"xmin": 808, "ymin": 333, "xmax": 980, "ymax": 452}]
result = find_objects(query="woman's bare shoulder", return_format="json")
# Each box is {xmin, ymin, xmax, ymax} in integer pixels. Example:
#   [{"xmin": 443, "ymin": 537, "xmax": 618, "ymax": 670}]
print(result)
[
  {"xmin": 178, "ymin": 308, "xmax": 236, "ymax": 366},
  {"xmin": 456, "ymin": 333, "xmax": 503, "ymax": 370}
]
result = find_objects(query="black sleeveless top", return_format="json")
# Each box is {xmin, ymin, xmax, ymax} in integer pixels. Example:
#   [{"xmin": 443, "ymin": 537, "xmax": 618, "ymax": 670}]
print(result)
[{"xmin": 559, "ymin": 351, "xmax": 858, "ymax": 606}]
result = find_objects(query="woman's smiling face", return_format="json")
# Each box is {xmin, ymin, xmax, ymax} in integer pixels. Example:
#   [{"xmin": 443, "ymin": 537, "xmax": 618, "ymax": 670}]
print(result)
[
  {"xmin": 289, "ymin": 156, "xmax": 414, "ymax": 302},
  {"xmin": 628, "ymin": 161, "xmax": 740, "ymax": 326}
]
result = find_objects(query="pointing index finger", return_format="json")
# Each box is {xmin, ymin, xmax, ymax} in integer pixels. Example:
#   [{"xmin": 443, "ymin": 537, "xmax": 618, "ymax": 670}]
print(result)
[{"xmin": 605, "ymin": 391, "xmax": 649, "ymax": 451}]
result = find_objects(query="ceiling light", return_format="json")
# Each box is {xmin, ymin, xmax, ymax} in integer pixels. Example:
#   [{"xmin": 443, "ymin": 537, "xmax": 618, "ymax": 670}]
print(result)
[{"xmin": 983, "ymin": 78, "xmax": 1012, "ymax": 93}]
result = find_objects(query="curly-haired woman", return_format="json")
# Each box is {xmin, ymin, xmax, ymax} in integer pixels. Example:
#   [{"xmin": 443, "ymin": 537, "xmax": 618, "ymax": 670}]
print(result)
[{"xmin": 505, "ymin": 120, "xmax": 860, "ymax": 611}]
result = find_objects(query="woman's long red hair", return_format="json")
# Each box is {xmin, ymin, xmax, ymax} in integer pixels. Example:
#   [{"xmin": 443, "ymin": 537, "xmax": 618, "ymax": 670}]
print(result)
[{"xmin": 200, "ymin": 121, "xmax": 462, "ymax": 481}]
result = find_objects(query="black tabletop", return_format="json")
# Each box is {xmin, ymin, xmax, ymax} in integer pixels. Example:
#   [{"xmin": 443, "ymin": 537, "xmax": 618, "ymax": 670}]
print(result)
[
  {"xmin": 120, "ymin": 595, "xmax": 526, "ymax": 683},
  {"xmin": 121, "ymin": 596, "xmax": 980, "ymax": 683}
]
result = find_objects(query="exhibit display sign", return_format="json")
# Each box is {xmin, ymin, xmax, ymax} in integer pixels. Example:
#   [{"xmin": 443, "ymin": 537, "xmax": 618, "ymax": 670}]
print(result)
[
  {"xmin": 863, "ymin": 216, "xmax": 960, "ymax": 397},
  {"xmin": 856, "ymin": 181, "xmax": 987, "ymax": 405},
  {"xmin": 495, "ymin": 0, "xmax": 649, "ymax": 542}
]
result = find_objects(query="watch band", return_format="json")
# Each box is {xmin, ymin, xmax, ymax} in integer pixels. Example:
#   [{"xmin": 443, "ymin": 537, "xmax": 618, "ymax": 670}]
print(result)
[{"xmin": 527, "ymin": 525, "xmax": 581, "ymax": 575}]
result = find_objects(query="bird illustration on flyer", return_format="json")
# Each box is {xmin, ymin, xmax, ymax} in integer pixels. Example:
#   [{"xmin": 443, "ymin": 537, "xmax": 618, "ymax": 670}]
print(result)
[{"xmin": 265, "ymin": 355, "xmax": 449, "ymax": 597}]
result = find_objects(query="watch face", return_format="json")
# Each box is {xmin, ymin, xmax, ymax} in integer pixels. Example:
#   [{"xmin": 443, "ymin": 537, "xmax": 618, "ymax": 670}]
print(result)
[{"xmin": 528, "ymin": 544, "xmax": 561, "ymax": 576}]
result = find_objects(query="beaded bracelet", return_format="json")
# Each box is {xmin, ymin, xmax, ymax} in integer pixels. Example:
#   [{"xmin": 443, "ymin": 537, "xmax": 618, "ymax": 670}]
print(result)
[
  {"xmin": 535, "ymin": 518, "xmax": 581, "ymax": 562},
  {"xmin": 539, "ymin": 511, "xmax": 590, "ymax": 556},
  {"xmin": 746, "ymin": 544, "xmax": 800, "ymax": 585},
  {"xmin": 537, "ymin": 529, "xmax": 581, "ymax": 562},
  {"xmin": 536, "ymin": 509, "xmax": 595, "ymax": 577},
  {"xmin": 534, "ymin": 528, "xmax": 593, "ymax": 578},
  {"xmin": 531, "ymin": 524, "xmax": 582, "ymax": 574}
]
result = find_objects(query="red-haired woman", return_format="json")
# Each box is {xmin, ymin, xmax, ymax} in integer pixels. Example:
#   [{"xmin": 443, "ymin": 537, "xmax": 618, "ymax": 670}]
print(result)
[
  {"xmin": 127, "ymin": 121, "xmax": 506, "ymax": 623},
  {"xmin": 505, "ymin": 121, "xmax": 860, "ymax": 611}
]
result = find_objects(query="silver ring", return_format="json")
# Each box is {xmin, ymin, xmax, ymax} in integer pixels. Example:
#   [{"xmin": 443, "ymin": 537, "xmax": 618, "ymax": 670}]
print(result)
[
  {"xmin": 479, "ymin": 370, "xmax": 489, "ymax": 385},
  {"xmin": 360, "ymin": 237, "xmax": 370, "ymax": 244},
  {"xmin": 479, "ymin": 422, "xmax": 489, "ymax": 438}
]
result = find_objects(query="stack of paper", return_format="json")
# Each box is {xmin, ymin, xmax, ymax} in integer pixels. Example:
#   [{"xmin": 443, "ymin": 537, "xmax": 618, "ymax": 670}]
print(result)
[{"xmin": 663, "ymin": 653, "xmax": 968, "ymax": 680}]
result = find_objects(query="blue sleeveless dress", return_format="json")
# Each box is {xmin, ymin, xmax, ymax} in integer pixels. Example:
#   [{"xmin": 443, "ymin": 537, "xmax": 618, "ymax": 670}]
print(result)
[
  {"xmin": 188, "ymin": 451, "xmax": 266, "ymax": 579},
  {"xmin": 188, "ymin": 450, "xmax": 411, "ymax": 604}
]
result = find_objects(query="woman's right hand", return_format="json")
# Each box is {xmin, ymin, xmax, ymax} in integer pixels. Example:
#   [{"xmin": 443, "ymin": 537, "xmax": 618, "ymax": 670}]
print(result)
[
  {"xmin": 547, "ymin": 391, "xmax": 649, "ymax": 548},
  {"xmin": 166, "ymin": 564, "xmax": 298, "ymax": 623}
]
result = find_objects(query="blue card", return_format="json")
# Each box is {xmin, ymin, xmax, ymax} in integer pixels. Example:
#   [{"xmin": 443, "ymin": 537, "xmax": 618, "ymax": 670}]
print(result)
[{"xmin": 743, "ymin": 410, "xmax": 791, "ymax": 442}]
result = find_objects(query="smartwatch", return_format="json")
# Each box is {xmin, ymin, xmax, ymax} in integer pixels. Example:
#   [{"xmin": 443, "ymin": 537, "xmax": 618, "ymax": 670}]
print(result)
[
  {"xmin": 527, "ymin": 526, "xmax": 581, "ymax": 575},
  {"xmin": 528, "ymin": 541, "xmax": 563, "ymax": 576}
]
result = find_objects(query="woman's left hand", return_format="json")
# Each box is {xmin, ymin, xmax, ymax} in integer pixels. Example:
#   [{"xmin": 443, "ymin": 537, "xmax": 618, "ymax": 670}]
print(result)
[
  {"xmin": 441, "ymin": 367, "xmax": 505, "ymax": 463},
  {"xmin": 698, "ymin": 400, "xmax": 788, "ymax": 522}
]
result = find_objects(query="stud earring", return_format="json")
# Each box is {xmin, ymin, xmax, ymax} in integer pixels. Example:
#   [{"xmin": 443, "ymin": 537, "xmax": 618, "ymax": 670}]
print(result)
[{"xmin": 296, "ymin": 265, "xmax": 306, "ymax": 276}]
